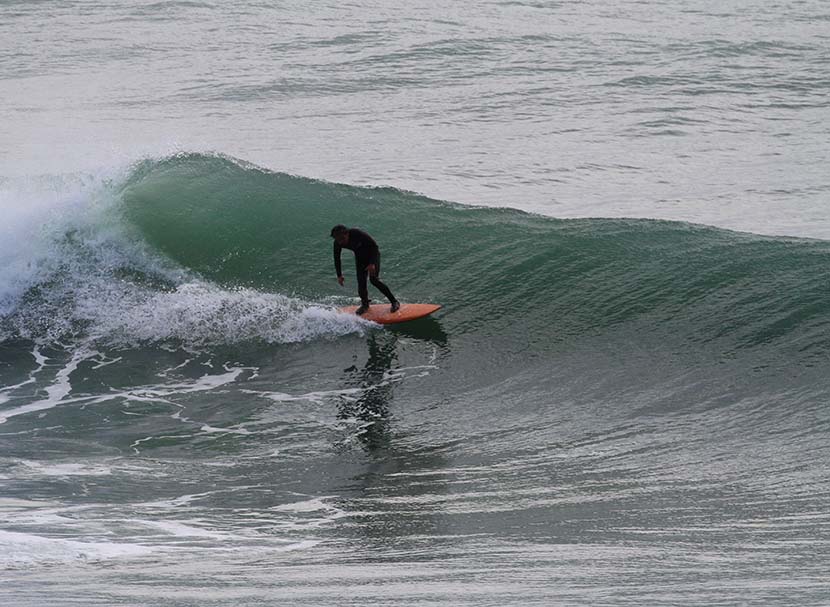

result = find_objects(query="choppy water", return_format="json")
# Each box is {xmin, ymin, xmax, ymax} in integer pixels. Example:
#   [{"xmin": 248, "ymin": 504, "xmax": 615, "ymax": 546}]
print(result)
[{"xmin": 1, "ymin": 1, "xmax": 829, "ymax": 606}]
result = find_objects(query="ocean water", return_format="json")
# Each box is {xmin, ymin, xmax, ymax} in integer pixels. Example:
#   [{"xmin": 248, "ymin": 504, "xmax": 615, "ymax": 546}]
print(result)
[{"xmin": 1, "ymin": 1, "xmax": 829, "ymax": 605}]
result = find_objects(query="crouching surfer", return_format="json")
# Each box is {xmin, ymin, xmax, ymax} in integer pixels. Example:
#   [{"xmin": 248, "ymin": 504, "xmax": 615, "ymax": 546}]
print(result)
[{"xmin": 331, "ymin": 224, "xmax": 400, "ymax": 316}]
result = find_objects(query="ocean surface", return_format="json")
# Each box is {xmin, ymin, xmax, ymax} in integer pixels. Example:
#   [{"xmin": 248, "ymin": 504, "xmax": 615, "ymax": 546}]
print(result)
[{"xmin": 1, "ymin": 1, "xmax": 829, "ymax": 605}]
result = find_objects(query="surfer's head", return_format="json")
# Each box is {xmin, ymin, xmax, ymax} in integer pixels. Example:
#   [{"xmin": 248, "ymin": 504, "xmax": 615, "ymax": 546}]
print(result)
[{"xmin": 330, "ymin": 224, "xmax": 349, "ymax": 245}]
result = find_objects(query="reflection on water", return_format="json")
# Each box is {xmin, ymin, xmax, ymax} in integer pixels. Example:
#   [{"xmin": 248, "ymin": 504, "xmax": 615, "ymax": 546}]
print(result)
[
  {"xmin": 332, "ymin": 319, "xmax": 457, "ymax": 547},
  {"xmin": 339, "ymin": 332, "xmax": 398, "ymax": 450},
  {"xmin": 338, "ymin": 318, "xmax": 449, "ymax": 452}
]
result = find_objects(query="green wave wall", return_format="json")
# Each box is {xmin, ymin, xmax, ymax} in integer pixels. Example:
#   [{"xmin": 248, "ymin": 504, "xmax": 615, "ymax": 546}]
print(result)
[{"xmin": 120, "ymin": 153, "xmax": 830, "ymax": 353}]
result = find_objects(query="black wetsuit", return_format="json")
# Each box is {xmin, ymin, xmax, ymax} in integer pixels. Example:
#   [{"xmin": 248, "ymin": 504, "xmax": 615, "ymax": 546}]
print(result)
[{"xmin": 334, "ymin": 228, "xmax": 396, "ymax": 306}]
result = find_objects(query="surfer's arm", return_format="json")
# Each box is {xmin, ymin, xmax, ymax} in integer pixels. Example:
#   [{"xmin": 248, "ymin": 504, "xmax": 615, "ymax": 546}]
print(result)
[{"xmin": 333, "ymin": 242, "xmax": 343, "ymax": 279}]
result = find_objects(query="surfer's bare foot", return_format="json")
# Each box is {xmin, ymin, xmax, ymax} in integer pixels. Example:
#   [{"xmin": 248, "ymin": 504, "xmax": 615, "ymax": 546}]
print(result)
[
  {"xmin": 390, "ymin": 301, "xmax": 400, "ymax": 313},
  {"xmin": 356, "ymin": 303, "xmax": 370, "ymax": 315}
]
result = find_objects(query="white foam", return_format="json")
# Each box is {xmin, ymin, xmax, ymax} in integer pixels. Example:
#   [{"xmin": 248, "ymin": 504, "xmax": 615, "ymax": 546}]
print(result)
[
  {"xmin": 199, "ymin": 424, "xmax": 252, "ymax": 435},
  {"xmin": 0, "ymin": 176, "xmax": 82, "ymax": 315},
  {"xmin": 0, "ymin": 498, "xmax": 58, "ymax": 511},
  {"xmin": 0, "ymin": 169, "xmax": 141, "ymax": 317},
  {"xmin": 85, "ymin": 282, "xmax": 370, "ymax": 346},
  {"xmin": 244, "ymin": 387, "xmax": 365, "ymax": 405},
  {"xmin": 0, "ymin": 168, "xmax": 373, "ymax": 347},
  {"xmin": 0, "ymin": 347, "xmax": 95, "ymax": 424},
  {"xmin": 269, "ymin": 496, "xmax": 341, "ymax": 513},
  {"xmin": 243, "ymin": 363, "xmax": 438, "ymax": 408},
  {"xmin": 123, "ymin": 367, "xmax": 245, "ymax": 398},
  {"xmin": 140, "ymin": 520, "xmax": 225, "ymax": 539},
  {"xmin": 0, "ymin": 166, "xmax": 374, "ymax": 348},
  {"xmin": 0, "ymin": 529, "xmax": 152, "ymax": 568},
  {"xmin": 0, "ymin": 347, "xmax": 48, "ymax": 406},
  {"xmin": 0, "ymin": 356, "xmax": 247, "ymax": 425},
  {"xmin": 15, "ymin": 460, "xmax": 113, "ymax": 477}
]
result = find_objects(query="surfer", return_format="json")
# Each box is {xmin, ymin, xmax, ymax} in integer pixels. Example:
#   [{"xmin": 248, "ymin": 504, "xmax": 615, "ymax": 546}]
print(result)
[{"xmin": 331, "ymin": 224, "xmax": 400, "ymax": 315}]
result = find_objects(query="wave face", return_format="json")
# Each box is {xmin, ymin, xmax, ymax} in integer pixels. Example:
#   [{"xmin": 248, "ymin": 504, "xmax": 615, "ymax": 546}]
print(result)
[
  {"xmin": 4, "ymin": 153, "xmax": 829, "ymax": 358},
  {"xmin": 2, "ymin": 154, "xmax": 830, "ymax": 606},
  {"xmin": 118, "ymin": 152, "xmax": 830, "ymax": 357}
]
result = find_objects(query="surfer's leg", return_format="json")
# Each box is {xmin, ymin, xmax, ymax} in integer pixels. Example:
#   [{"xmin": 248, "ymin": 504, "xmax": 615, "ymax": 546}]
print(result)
[
  {"xmin": 369, "ymin": 275, "xmax": 396, "ymax": 303},
  {"xmin": 368, "ymin": 256, "xmax": 398, "ymax": 307},
  {"xmin": 355, "ymin": 263, "xmax": 370, "ymax": 306}
]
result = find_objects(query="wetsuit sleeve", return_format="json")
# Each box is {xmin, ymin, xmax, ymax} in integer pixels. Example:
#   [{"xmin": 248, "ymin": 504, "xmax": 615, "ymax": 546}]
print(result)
[{"xmin": 333, "ymin": 242, "xmax": 343, "ymax": 277}]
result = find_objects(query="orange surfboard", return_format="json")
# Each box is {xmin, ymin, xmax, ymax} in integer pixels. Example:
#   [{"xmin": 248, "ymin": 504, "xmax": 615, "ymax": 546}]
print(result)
[{"xmin": 338, "ymin": 303, "xmax": 442, "ymax": 325}]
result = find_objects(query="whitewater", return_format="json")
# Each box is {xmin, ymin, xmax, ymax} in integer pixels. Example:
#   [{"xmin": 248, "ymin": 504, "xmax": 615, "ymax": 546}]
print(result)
[{"xmin": 2, "ymin": 1, "xmax": 829, "ymax": 606}]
